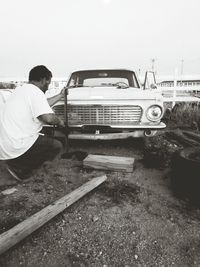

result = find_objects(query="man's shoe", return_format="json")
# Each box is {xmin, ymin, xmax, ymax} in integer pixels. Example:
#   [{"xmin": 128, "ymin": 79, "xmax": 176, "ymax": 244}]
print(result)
[{"xmin": 6, "ymin": 166, "xmax": 23, "ymax": 182}]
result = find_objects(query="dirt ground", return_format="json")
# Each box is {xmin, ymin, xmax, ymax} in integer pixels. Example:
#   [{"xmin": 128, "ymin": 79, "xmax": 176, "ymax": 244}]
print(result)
[{"xmin": 0, "ymin": 133, "xmax": 200, "ymax": 267}]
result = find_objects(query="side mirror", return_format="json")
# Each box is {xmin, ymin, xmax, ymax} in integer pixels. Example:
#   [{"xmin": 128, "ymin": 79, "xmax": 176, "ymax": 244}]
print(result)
[
  {"xmin": 150, "ymin": 83, "xmax": 157, "ymax": 89},
  {"xmin": 143, "ymin": 71, "xmax": 157, "ymax": 90}
]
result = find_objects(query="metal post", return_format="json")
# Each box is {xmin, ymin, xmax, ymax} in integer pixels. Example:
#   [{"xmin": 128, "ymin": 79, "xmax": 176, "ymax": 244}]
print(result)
[
  {"xmin": 180, "ymin": 59, "xmax": 184, "ymax": 86},
  {"xmin": 64, "ymin": 87, "xmax": 69, "ymax": 152},
  {"xmin": 173, "ymin": 68, "xmax": 178, "ymax": 108}
]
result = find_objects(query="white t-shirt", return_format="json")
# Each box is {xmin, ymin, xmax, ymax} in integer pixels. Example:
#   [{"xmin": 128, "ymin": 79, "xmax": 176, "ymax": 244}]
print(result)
[{"xmin": 0, "ymin": 84, "xmax": 54, "ymax": 160}]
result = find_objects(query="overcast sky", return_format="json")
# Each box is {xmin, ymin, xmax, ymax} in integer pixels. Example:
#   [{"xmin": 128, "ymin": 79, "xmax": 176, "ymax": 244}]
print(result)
[{"xmin": 0, "ymin": 0, "xmax": 200, "ymax": 78}]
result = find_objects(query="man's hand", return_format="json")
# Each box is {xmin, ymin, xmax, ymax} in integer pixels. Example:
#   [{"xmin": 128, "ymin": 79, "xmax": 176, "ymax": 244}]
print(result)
[
  {"xmin": 60, "ymin": 86, "xmax": 68, "ymax": 97},
  {"xmin": 57, "ymin": 117, "xmax": 65, "ymax": 128},
  {"xmin": 38, "ymin": 113, "xmax": 65, "ymax": 128}
]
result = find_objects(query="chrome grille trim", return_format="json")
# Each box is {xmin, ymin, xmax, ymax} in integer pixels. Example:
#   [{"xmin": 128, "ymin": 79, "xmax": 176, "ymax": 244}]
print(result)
[{"xmin": 53, "ymin": 105, "xmax": 142, "ymax": 125}]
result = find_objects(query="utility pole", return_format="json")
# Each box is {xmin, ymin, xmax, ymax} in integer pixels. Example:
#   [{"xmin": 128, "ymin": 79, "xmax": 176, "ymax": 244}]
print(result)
[
  {"xmin": 151, "ymin": 58, "xmax": 155, "ymax": 72},
  {"xmin": 180, "ymin": 59, "xmax": 184, "ymax": 86}
]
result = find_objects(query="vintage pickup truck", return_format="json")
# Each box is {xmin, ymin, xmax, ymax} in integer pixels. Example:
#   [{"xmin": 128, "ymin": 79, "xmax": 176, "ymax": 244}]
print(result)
[{"xmin": 52, "ymin": 69, "xmax": 166, "ymax": 140}]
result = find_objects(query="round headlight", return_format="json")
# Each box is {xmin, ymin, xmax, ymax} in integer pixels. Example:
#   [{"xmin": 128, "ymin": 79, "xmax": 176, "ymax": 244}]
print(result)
[{"xmin": 146, "ymin": 105, "xmax": 162, "ymax": 121}]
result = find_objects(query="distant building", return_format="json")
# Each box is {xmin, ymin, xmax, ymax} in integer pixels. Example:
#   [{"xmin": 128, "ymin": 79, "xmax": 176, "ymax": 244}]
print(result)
[{"xmin": 157, "ymin": 75, "xmax": 200, "ymax": 88}]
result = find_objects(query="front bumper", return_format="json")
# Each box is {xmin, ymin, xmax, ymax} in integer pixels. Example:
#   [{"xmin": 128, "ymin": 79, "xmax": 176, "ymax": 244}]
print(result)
[
  {"xmin": 43, "ymin": 122, "xmax": 166, "ymax": 140},
  {"xmin": 68, "ymin": 130, "xmax": 156, "ymax": 140}
]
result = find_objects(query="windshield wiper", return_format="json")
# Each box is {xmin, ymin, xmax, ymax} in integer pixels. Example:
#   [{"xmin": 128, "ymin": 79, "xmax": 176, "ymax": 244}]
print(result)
[
  {"xmin": 112, "ymin": 82, "xmax": 129, "ymax": 89},
  {"xmin": 100, "ymin": 83, "xmax": 115, "ymax": 86}
]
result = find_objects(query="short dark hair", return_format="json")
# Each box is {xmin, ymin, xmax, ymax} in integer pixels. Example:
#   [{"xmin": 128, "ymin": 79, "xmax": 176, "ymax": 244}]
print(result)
[{"xmin": 29, "ymin": 65, "xmax": 52, "ymax": 82}]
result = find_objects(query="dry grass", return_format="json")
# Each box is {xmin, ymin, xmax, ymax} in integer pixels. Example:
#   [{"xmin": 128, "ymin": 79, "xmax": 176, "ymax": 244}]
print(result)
[{"xmin": 163, "ymin": 101, "xmax": 200, "ymax": 130}]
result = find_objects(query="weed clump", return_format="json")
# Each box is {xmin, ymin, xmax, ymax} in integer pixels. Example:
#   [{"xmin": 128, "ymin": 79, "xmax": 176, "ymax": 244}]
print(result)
[{"xmin": 163, "ymin": 102, "xmax": 200, "ymax": 130}]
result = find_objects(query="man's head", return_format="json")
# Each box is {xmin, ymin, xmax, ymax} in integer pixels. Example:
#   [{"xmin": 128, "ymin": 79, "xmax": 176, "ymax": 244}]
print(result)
[{"xmin": 29, "ymin": 65, "xmax": 52, "ymax": 93}]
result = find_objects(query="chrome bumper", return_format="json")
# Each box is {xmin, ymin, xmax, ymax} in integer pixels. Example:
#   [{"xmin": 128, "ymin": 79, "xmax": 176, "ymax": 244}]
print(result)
[{"xmin": 44, "ymin": 122, "xmax": 166, "ymax": 140}]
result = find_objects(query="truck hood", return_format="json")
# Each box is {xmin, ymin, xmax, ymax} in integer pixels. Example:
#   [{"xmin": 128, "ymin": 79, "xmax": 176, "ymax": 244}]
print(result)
[{"xmin": 67, "ymin": 86, "xmax": 163, "ymax": 101}]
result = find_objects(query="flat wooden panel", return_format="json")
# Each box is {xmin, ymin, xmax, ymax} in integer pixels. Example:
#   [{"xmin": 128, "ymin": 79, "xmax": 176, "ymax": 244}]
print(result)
[{"xmin": 83, "ymin": 154, "xmax": 135, "ymax": 172}]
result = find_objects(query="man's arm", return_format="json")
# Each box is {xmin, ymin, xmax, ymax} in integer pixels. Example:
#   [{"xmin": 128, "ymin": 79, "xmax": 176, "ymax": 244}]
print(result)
[
  {"xmin": 37, "ymin": 113, "xmax": 65, "ymax": 128},
  {"xmin": 47, "ymin": 92, "xmax": 63, "ymax": 107},
  {"xmin": 47, "ymin": 87, "xmax": 67, "ymax": 107}
]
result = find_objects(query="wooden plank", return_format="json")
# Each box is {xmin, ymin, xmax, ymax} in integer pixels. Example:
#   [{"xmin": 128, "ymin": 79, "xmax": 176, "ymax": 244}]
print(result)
[
  {"xmin": 182, "ymin": 131, "xmax": 200, "ymax": 143},
  {"xmin": 166, "ymin": 130, "xmax": 199, "ymax": 147},
  {"xmin": 83, "ymin": 154, "xmax": 135, "ymax": 173},
  {"xmin": 0, "ymin": 175, "xmax": 107, "ymax": 255}
]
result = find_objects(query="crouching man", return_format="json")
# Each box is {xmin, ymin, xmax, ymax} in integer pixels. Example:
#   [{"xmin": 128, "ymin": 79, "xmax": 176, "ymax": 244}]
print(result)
[{"xmin": 0, "ymin": 65, "xmax": 65, "ymax": 180}]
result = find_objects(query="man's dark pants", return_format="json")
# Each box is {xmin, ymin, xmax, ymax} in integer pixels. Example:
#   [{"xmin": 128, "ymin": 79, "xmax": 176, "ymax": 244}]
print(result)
[{"xmin": 6, "ymin": 135, "xmax": 63, "ymax": 177}]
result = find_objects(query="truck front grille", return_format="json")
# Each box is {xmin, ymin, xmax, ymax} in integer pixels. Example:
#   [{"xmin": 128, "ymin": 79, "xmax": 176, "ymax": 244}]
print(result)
[{"xmin": 53, "ymin": 105, "xmax": 142, "ymax": 126}]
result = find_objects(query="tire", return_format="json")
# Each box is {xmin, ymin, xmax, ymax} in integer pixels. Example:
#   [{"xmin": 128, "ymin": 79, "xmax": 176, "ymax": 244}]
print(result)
[{"xmin": 171, "ymin": 147, "xmax": 200, "ymax": 203}]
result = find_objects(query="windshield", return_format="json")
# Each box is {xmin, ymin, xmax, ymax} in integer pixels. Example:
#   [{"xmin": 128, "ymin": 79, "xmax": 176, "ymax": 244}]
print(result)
[{"xmin": 67, "ymin": 70, "xmax": 140, "ymax": 88}]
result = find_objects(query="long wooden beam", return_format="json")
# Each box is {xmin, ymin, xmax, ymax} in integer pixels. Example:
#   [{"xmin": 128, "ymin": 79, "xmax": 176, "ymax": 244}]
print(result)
[{"xmin": 0, "ymin": 175, "xmax": 107, "ymax": 255}]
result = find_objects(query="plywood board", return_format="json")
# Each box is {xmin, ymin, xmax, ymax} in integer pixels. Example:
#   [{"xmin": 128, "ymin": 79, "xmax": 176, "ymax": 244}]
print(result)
[{"xmin": 83, "ymin": 154, "xmax": 135, "ymax": 172}]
